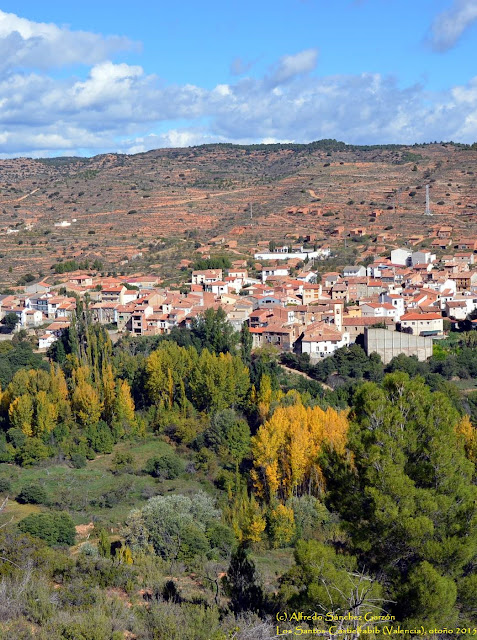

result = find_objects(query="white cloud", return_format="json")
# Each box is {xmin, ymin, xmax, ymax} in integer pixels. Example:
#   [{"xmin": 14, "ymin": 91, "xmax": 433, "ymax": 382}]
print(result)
[
  {"xmin": 2, "ymin": 12, "xmax": 477, "ymax": 158},
  {"xmin": 0, "ymin": 9, "xmax": 137, "ymax": 70},
  {"xmin": 267, "ymin": 48, "xmax": 318, "ymax": 85},
  {"xmin": 430, "ymin": 0, "xmax": 477, "ymax": 51}
]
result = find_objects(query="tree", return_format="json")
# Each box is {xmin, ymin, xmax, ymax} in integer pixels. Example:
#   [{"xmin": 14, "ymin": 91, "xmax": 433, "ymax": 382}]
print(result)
[
  {"xmin": 322, "ymin": 372, "xmax": 477, "ymax": 624},
  {"xmin": 114, "ymin": 379, "xmax": 136, "ymax": 435},
  {"xmin": 145, "ymin": 454, "xmax": 183, "ymax": 479},
  {"xmin": 190, "ymin": 307, "xmax": 239, "ymax": 355},
  {"xmin": 146, "ymin": 342, "xmax": 194, "ymax": 409},
  {"xmin": 251, "ymin": 401, "xmax": 349, "ymax": 502},
  {"xmin": 268, "ymin": 503, "xmax": 296, "ymax": 548},
  {"xmin": 206, "ymin": 409, "xmax": 251, "ymax": 465},
  {"xmin": 240, "ymin": 322, "xmax": 253, "ymax": 365},
  {"xmin": 123, "ymin": 492, "xmax": 221, "ymax": 562},
  {"xmin": 188, "ymin": 349, "xmax": 250, "ymax": 413},
  {"xmin": 223, "ymin": 544, "xmax": 263, "ymax": 615},
  {"xmin": 71, "ymin": 367, "xmax": 102, "ymax": 427},
  {"xmin": 1, "ymin": 313, "xmax": 19, "ymax": 333},
  {"xmin": 17, "ymin": 485, "xmax": 48, "ymax": 505},
  {"xmin": 8, "ymin": 395, "xmax": 33, "ymax": 436},
  {"xmin": 279, "ymin": 540, "xmax": 384, "ymax": 629},
  {"xmin": 98, "ymin": 529, "xmax": 111, "ymax": 558}
]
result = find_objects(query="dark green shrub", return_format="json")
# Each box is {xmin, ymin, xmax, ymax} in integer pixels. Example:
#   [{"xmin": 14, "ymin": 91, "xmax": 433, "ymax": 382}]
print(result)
[
  {"xmin": 206, "ymin": 523, "xmax": 236, "ymax": 556},
  {"xmin": 145, "ymin": 453, "xmax": 183, "ymax": 479},
  {"xmin": 0, "ymin": 478, "xmax": 11, "ymax": 494},
  {"xmin": 17, "ymin": 484, "xmax": 49, "ymax": 505},
  {"xmin": 18, "ymin": 512, "xmax": 76, "ymax": 546},
  {"xmin": 111, "ymin": 451, "xmax": 135, "ymax": 474},
  {"xmin": 70, "ymin": 453, "xmax": 87, "ymax": 469}
]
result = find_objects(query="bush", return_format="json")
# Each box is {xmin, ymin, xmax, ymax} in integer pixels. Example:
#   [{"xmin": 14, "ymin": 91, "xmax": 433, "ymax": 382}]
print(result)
[
  {"xmin": 206, "ymin": 523, "xmax": 236, "ymax": 557},
  {"xmin": 0, "ymin": 478, "xmax": 11, "ymax": 494},
  {"xmin": 16, "ymin": 437, "xmax": 49, "ymax": 466},
  {"xmin": 17, "ymin": 484, "xmax": 49, "ymax": 505},
  {"xmin": 18, "ymin": 511, "xmax": 76, "ymax": 546},
  {"xmin": 111, "ymin": 451, "xmax": 135, "ymax": 475},
  {"xmin": 145, "ymin": 453, "xmax": 183, "ymax": 480},
  {"xmin": 96, "ymin": 479, "xmax": 134, "ymax": 509},
  {"xmin": 70, "ymin": 453, "xmax": 87, "ymax": 469},
  {"xmin": 123, "ymin": 491, "xmax": 221, "ymax": 561}
]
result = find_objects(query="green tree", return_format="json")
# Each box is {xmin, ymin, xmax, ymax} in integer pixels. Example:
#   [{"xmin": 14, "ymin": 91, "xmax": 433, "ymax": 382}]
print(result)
[
  {"xmin": 240, "ymin": 322, "xmax": 253, "ymax": 364},
  {"xmin": 123, "ymin": 492, "xmax": 221, "ymax": 562},
  {"xmin": 145, "ymin": 453, "xmax": 183, "ymax": 479},
  {"xmin": 17, "ymin": 484, "xmax": 49, "ymax": 505},
  {"xmin": 279, "ymin": 540, "xmax": 383, "ymax": 626},
  {"xmin": 223, "ymin": 544, "xmax": 263, "ymax": 615},
  {"xmin": 190, "ymin": 307, "xmax": 239, "ymax": 355},
  {"xmin": 207, "ymin": 409, "xmax": 250, "ymax": 465},
  {"xmin": 1, "ymin": 313, "xmax": 19, "ymax": 332},
  {"xmin": 98, "ymin": 529, "xmax": 111, "ymax": 558},
  {"xmin": 322, "ymin": 372, "xmax": 477, "ymax": 624}
]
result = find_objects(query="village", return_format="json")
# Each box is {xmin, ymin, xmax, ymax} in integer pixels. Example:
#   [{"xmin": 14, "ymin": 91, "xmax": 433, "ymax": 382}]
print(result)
[{"xmin": 1, "ymin": 221, "xmax": 477, "ymax": 365}]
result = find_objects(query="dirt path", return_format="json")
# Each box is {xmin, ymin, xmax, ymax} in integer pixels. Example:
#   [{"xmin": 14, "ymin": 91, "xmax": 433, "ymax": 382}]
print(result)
[
  {"xmin": 16, "ymin": 188, "xmax": 39, "ymax": 201},
  {"xmin": 0, "ymin": 187, "xmax": 39, "ymax": 205},
  {"xmin": 280, "ymin": 364, "xmax": 333, "ymax": 390}
]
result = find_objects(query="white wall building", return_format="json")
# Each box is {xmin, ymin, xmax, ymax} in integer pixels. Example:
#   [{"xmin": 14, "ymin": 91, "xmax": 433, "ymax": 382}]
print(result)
[
  {"xmin": 391, "ymin": 248, "xmax": 412, "ymax": 266},
  {"xmin": 301, "ymin": 321, "xmax": 350, "ymax": 359}
]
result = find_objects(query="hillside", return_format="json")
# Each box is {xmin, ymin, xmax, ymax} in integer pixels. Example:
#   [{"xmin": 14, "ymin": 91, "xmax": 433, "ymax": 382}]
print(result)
[{"xmin": 1, "ymin": 140, "xmax": 477, "ymax": 284}]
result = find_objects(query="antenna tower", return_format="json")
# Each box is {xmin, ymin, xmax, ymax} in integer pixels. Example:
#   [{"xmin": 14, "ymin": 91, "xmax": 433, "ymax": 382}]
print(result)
[{"xmin": 425, "ymin": 184, "xmax": 432, "ymax": 216}]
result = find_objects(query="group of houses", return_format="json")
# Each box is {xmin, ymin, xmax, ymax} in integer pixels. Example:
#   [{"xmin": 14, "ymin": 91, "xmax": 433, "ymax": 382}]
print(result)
[{"xmin": 2, "ymin": 239, "xmax": 477, "ymax": 361}]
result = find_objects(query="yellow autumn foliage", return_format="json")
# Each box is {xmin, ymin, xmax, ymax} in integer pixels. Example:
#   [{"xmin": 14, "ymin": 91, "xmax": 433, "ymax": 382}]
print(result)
[
  {"xmin": 456, "ymin": 414, "xmax": 477, "ymax": 464},
  {"xmin": 251, "ymin": 402, "xmax": 349, "ymax": 501}
]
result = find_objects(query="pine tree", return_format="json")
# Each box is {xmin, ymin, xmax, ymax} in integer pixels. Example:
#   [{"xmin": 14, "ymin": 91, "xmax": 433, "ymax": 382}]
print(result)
[
  {"xmin": 223, "ymin": 545, "xmax": 264, "ymax": 615},
  {"xmin": 322, "ymin": 372, "xmax": 477, "ymax": 625},
  {"xmin": 240, "ymin": 322, "xmax": 253, "ymax": 364}
]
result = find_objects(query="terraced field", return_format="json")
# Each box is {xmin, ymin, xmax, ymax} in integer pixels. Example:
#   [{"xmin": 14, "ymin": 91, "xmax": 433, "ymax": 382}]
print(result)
[{"xmin": 1, "ymin": 141, "xmax": 477, "ymax": 283}]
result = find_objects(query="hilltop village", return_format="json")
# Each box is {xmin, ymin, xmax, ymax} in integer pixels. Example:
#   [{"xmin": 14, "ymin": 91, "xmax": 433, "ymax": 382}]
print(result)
[{"xmin": 3, "ymin": 223, "xmax": 477, "ymax": 363}]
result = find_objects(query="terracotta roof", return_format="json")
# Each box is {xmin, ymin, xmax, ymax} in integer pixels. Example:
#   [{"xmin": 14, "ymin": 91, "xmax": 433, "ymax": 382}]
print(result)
[
  {"xmin": 400, "ymin": 312, "xmax": 442, "ymax": 321},
  {"xmin": 302, "ymin": 322, "xmax": 344, "ymax": 342}
]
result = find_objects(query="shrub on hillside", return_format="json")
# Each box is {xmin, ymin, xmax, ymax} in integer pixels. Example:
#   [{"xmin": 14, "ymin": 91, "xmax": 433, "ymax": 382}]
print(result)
[
  {"xmin": 145, "ymin": 453, "xmax": 183, "ymax": 480},
  {"xmin": 18, "ymin": 512, "xmax": 76, "ymax": 546},
  {"xmin": 17, "ymin": 484, "xmax": 49, "ymax": 505},
  {"xmin": 0, "ymin": 478, "xmax": 11, "ymax": 494}
]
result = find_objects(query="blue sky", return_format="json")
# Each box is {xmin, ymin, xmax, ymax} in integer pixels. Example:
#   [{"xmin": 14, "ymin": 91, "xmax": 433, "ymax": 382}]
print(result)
[{"xmin": 1, "ymin": 0, "xmax": 477, "ymax": 156}]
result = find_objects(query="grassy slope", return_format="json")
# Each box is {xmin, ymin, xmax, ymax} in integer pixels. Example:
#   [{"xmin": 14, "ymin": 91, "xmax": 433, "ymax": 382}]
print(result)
[{"xmin": 0, "ymin": 437, "xmax": 208, "ymax": 528}]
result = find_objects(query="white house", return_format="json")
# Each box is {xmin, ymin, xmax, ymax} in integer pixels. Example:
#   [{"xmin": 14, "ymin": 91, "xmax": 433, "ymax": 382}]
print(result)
[
  {"xmin": 191, "ymin": 269, "xmax": 223, "ymax": 285},
  {"xmin": 445, "ymin": 300, "xmax": 470, "ymax": 321},
  {"xmin": 411, "ymin": 251, "xmax": 436, "ymax": 266},
  {"xmin": 379, "ymin": 293, "xmax": 405, "ymax": 319},
  {"xmin": 301, "ymin": 321, "xmax": 349, "ymax": 359},
  {"xmin": 205, "ymin": 281, "xmax": 230, "ymax": 295},
  {"xmin": 343, "ymin": 265, "xmax": 366, "ymax": 277},
  {"xmin": 391, "ymin": 248, "xmax": 412, "ymax": 266},
  {"xmin": 360, "ymin": 302, "xmax": 399, "ymax": 321},
  {"xmin": 261, "ymin": 266, "xmax": 289, "ymax": 282},
  {"xmin": 39, "ymin": 333, "xmax": 57, "ymax": 350},
  {"xmin": 400, "ymin": 312, "xmax": 443, "ymax": 336}
]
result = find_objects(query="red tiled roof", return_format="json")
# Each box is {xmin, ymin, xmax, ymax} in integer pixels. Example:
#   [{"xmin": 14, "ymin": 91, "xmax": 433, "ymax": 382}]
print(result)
[{"xmin": 400, "ymin": 312, "xmax": 442, "ymax": 321}]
